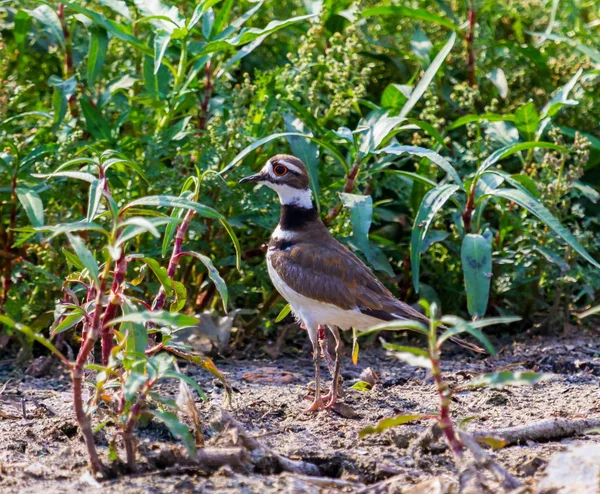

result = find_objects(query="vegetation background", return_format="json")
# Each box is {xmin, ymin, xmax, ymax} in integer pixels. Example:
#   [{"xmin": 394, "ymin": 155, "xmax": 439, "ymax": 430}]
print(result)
[{"xmin": 1, "ymin": 0, "xmax": 599, "ymax": 359}]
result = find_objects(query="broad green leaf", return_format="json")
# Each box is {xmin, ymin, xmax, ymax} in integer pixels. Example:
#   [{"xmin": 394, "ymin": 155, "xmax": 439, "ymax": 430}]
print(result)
[
  {"xmin": 179, "ymin": 251, "xmax": 228, "ymax": 311},
  {"xmin": 381, "ymin": 341, "xmax": 431, "ymax": 368},
  {"xmin": 121, "ymin": 297, "xmax": 148, "ymax": 354},
  {"xmin": 124, "ymin": 371, "xmax": 148, "ymax": 401},
  {"xmin": 62, "ymin": 248, "xmax": 84, "ymax": 269},
  {"xmin": 487, "ymin": 68, "xmax": 508, "ymax": 99},
  {"xmin": 86, "ymin": 178, "xmax": 105, "ymax": 223},
  {"xmin": 52, "ymin": 312, "xmax": 84, "ymax": 335},
  {"xmin": 378, "ymin": 144, "xmax": 463, "ymax": 188},
  {"xmin": 350, "ymin": 381, "xmax": 373, "ymax": 392},
  {"xmin": 118, "ymin": 217, "xmax": 173, "ymax": 246},
  {"xmin": 461, "ymin": 234, "xmax": 492, "ymax": 318},
  {"xmin": 87, "ymin": 26, "xmax": 109, "ymax": 86},
  {"xmin": 36, "ymin": 221, "xmax": 110, "ymax": 238},
  {"xmin": 438, "ymin": 316, "xmax": 496, "ymax": 355},
  {"xmin": 163, "ymin": 370, "xmax": 208, "ymax": 401},
  {"xmin": 148, "ymin": 410, "xmax": 196, "ymax": 457},
  {"xmin": 490, "ymin": 188, "xmax": 600, "ymax": 269},
  {"xmin": 381, "ymin": 84, "xmax": 411, "ymax": 109},
  {"xmin": 125, "ymin": 195, "xmax": 223, "ymax": 219},
  {"xmin": 14, "ymin": 10, "xmax": 32, "ymax": 54},
  {"xmin": 476, "ymin": 142, "xmax": 569, "ymax": 177},
  {"xmin": 81, "ymin": 96, "xmax": 112, "ymax": 141},
  {"xmin": 140, "ymin": 257, "xmax": 173, "ymax": 296},
  {"xmin": 514, "ymin": 101, "xmax": 539, "ymax": 141},
  {"xmin": 461, "ymin": 371, "xmax": 548, "ymax": 389},
  {"xmin": 359, "ymin": 414, "xmax": 427, "ymax": 438},
  {"xmin": 49, "ymin": 76, "xmax": 76, "ymax": 129},
  {"xmin": 16, "ymin": 187, "xmax": 44, "ymax": 227},
  {"xmin": 99, "ymin": 0, "xmax": 132, "ymax": 20},
  {"xmin": 362, "ymin": 6, "xmax": 459, "ymax": 32},
  {"xmin": 108, "ymin": 310, "xmax": 198, "ymax": 327},
  {"xmin": 399, "ymin": 32, "xmax": 456, "ymax": 119},
  {"xmin": 133, "ymin": 0, "xmax": 184, "ymax": 32},
  {"xmin": 541, "ymin": 68, "xmax": 583, "ymax": 119},
  {"xmin": 170, "ymin": 281, "xmax": 187, "ymax": 313},
  {"xmin": 275, "ymin": 303, "xmax": 291, "ymax": 323},
  {"xmin": 66, "ymin": 233, "xmax": 100, "ymax": 287},
  {"xmin": 411, "ymin": 184, "xmax": 460, "ymax": 292},
  {"xmin": 340, "ymin": 193, "xmax": 394, "ymax": 276},
  {"xmin": 359, "ymin": 319, "xmax": 429, "ymax": 338},
  {"xmin": 26, "ymin": 5, "xmax": 64, "ymax": 48}
]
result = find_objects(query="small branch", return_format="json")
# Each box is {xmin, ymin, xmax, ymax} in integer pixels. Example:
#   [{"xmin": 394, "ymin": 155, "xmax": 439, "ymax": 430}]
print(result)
[
  {"xmin": 324, "ymin": 157, "xmax": 361, "ymax": 225},
  {"xmin": 472, "ymin": 417, "xmax": 600, "ymax": 446}
]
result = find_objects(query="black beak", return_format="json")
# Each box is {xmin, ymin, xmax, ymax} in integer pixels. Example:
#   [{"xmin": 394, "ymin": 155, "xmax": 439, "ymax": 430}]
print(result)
[{"xmin": 239, "ymin": 173, "xmax": 263, "ymax": 184}]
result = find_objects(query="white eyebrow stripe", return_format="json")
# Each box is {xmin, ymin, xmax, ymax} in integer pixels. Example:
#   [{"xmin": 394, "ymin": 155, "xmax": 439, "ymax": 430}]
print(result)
[{"xmin": 278, "ymin": 160, "xmax": 303, "ymax": 175}]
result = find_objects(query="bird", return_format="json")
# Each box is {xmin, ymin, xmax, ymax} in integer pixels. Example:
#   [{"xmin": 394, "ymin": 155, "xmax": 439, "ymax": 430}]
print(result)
[{"xmin": 239, "ymin": 154, "xmax": 474, "ymax": 411}]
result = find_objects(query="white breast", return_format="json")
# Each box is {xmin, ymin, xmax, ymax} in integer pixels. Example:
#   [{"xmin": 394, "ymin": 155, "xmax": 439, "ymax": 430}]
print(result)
[{"xmin": 266, "ymin": 250, "xmax": 382, "ymax": 331}]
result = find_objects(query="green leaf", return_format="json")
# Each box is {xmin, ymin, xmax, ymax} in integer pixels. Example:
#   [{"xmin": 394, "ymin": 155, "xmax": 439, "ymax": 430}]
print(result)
[
  {"xmin": 340, "ymin": 193, "xmax": 394, "ymax": 276},
  {"xmin": 49, "ymin": 76, "xmax": 76, "ymax": 129},
  {"xmin": 26, "ymin": 5, "xmax": 64, "ymax": 49},
  {"xmin": 461, "ymin": 234, "xmax": 492, "ymax": 318},
  {"xmin": 170, "ymin": 281, "xmax": 187, "ymax": 313},
  {"xmin": 399, "ymin": 32, "xmax": 456, "ymax": 119},
  {"xmin": 476, "ymin": 142, "xmax": 569, "ymax": 177},
  {"xmin": 362, "ymin": 6, "xmax": 459, "ymax": 32},
  {"xmin": 469, "ymin": 316, "xmax": 521, "ymax": 329},
  {"xmin": 376, "ymin": 169, "xmax": 438, "ymax": 188},
  {"xmin": 359, "ymin": 414, "xmax": 427, "ymax": 438},
  {"xmin": 16, "ymin": 187, "xmax": 44, "ymax": 228},
  {"xmin": 179, "ymin": 252, "xmax": 228, "ymax": 311},
  {"xmin": 274, "ymin": 303, "xmax": 291, "ymax": 323},
  {"xmin": 66, "ymin": 233, "xmax": 100, "ymax": 287},
  {"xmin": 154, "ymin": 31, "xmax": 171, "ymax": 74},
  {"xmin": 2, "ymin": 317, "xmax": 68, "ymax": 365},
  {"xmin": 86, "ymin": 178, "xmax": 105, "ymax": 223},
  {"xmin": 108, "ymin": 310, "xmax": 198, "ymax": 328},
  {"xmin": 541, "ymin": 68, "xmax": 583, "ymax": 119},
  {"xmin": 125, "ymin": 195, "xmax": 223, "ymax": 219},
  {"xmin": 99, "ymin": 0, "xmax": 132, "ymax": 20},
  {"xmin": 52, "ymin": 312, "xmax": 85, "ymax": 335},
  {"xmin": 381, "ymin": 341, "xmax": 432, "ymax": 368},
  {"xmin": 81, "ymin": 96, "xmax": 112, "ymax": 141},
  {"xmin": 462, "ymin": 371, "xmax": 548, "ymax": 389},
  {"xmin": 352, "ymin": 327, "xmax": 359, "ymax": 365},
  {"xmin": 14, "ymin": 10, "xmax": 32, "ymax": 54},
  {"xmin": 163, "ymin": 370, "xmax": 208, "ymax": 401},
  {"xmin": 438, "ymin": 316, "xmax": 496, "ymax": 355},
  {"xmin": 448, "ymin": 113, "xmax": 515, "ymax": 130},
  {"xmin": 359, "ymin": 319, "xmax": 429, "ymax": 338},
  {"xmin": 140, "ymin": 257, "xmax": 173, "ymax": 296},
  {"xmin": 514, "ymin": 101, "xmax": 539, "ymax": 141},
  {"xmin": 487, "ymin": 67, "xmax": 508, "ymax": 99},
  {"xmin": 62, "ymin": 248, "xmax": 84, "ymax": 270},
  {"xmin": 351, "ymin": 380, "xmax": 373, "ymax": 392},
  {"xmin": 378, "ymin": 144, "xmax": 463, "ymax": 188},
  {"xmin": 284, "ymin": 114, "xmax": 320, "ymax": 202},
  {"xmin": 87, "ymin": 26, "xmax": 109, "ymax": 86},
  {"xmin": 411, "ymin": 184, "xmax": 461, "ymax": 292},
  {"xmin": 490, "ymin": 188, "xmax": 600, "ymax": 269},
  {"xmin": 148, "ymin": 410, "xmax": 197, "ymax": 457},
  {"xmin": 124, "ymin": 371, "xmax": 148, "ymax": 402},
  {"xmin": 381, "ymin": 84, "xmax": 411, "ymax": 109}
]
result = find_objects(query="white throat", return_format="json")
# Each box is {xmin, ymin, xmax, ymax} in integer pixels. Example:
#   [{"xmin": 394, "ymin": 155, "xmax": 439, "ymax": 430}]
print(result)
[{"xmin": 267, "ymin": 183, "xmax": 313, "ymax": 209}]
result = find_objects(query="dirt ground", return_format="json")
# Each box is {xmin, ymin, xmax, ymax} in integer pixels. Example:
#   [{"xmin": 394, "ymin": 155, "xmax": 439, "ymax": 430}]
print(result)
[{"xmin": 1, "ymin": 328, "xmax": 599, "ymax": 493}]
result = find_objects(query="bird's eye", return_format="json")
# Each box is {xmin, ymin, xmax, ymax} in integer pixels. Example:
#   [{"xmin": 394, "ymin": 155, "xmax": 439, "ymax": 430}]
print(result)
[{"xmin": 273, "ymin": 164, "xmax": 288, "ymax": 176}]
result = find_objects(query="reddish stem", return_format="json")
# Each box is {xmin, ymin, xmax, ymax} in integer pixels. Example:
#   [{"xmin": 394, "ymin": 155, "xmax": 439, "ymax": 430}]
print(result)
[
  {"xmin": 100, "ymin": 252, "xmax": 129, "ymax": 365},
  {"xmin": 462, "ymin": 182, "xmax": 476, "ymax": 234},
  {"xmin": 466, "ymin": 1, "xmax": 476, "ymax": 87},
  {"xmin": 0, "ymin": 174, "xmax": 18, "ymax": 309}
]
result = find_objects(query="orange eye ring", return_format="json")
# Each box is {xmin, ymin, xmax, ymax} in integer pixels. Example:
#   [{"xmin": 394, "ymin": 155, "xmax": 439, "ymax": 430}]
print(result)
[{"xmin": 273, "ymin": 164, "xmax": 288, "ymax": 176}]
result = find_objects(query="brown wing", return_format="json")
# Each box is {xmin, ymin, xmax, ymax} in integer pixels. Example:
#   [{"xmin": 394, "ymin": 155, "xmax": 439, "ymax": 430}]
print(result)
[{"xmin": 269, "ymin": 237, "xmax": 416, "ymax": 319}]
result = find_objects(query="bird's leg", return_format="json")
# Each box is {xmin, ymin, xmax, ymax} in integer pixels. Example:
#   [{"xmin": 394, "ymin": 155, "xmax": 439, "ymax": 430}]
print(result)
[
  {"xmin": 324, "ymin": 325, "xmax": 344, "ymax": 408},
  {"xmin": 318, "ymin": 324, "xmax": 336, "ymax": 377},
  {"xmin": 305, "ymin": 325, "xmax": 326, "ymax": 412}
]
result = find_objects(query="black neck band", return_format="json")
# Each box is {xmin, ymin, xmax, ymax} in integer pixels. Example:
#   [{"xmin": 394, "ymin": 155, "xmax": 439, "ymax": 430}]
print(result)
[{"xmin": 279, "ymin": 204, "xmax": 318, "ymax": 230}]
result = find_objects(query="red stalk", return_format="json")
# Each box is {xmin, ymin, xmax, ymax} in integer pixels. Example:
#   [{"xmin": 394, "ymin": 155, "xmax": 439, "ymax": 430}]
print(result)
[
  {"xmin": 0, "ymin": 174, "xmax": 18, "ymax": 309},
  {"xmin": 462, "ymin": 182, "xmax": 476, "ymax": 234},
  {"xmin": 100, "ymin": 251, "xmax": 129, "ymax": 365}
]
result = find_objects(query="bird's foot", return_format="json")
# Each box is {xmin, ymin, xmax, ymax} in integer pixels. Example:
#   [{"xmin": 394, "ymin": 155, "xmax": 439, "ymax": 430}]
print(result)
[
  {"xmin": 304, "ymin": 395, "xmax": 327, "ymax": 412},
  {"xmin": 321, "ymin": 391, "xmax": 337, "ymax": 409}
]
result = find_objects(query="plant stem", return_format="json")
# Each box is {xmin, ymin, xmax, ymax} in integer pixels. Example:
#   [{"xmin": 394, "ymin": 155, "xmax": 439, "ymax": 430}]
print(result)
[
  {"xmin": 199, "ymin": 60, "xmax": 213, "ymax": 131},
  {"xmin": 0, "ymin": 171, "xmax": 17, "ymax": 309},
  {"xmin": 466, "ymin": 0, "xmax": 476, "ymax": 87},
  {"xmin": 57, "ymin": 3, "xmax": 78, "ymax": 118},
  {"xmin": 100, "ymin": 251, "xmax": 129, "ymax": 365},
  {"xmin": 462, "ymin": 181, "xmax": 477, "ymax": 234},
  {"xmin": 122, "ymin": 378, "xmax": 155, "ymax": 471},
  {"xmin": 71, "ymin": 259, "xmax": 113, "ymax": 475},
  {"xmin": 151, "ymin": 209, "xmax": 195, "ymax": 312},
  {"xmin": 324, "ymin": 156, "xmax": 361, "ymax": 225}
]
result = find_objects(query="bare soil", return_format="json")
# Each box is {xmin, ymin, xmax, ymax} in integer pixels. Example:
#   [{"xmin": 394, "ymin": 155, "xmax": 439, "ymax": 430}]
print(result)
[{"xmin": 1, "ymin": 329, "xmax": 599, "ymax": 493}]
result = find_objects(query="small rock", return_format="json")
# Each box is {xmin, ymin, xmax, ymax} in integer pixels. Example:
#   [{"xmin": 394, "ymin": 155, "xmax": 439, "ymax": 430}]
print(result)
[
  {"xmin": 538, "ymin": 444, "xmax": 600, "ymax": 493},
  {"xmin": 359, "ymin": 367, "xmax": 379, "ymax": 387},
  {"xmin": 23, "ymin": 462, "xmax": 51, "ymax": 478}
]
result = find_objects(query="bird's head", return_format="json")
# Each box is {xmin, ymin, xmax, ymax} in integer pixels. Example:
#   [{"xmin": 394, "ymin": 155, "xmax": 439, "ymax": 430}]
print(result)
[{"xmin": 239, "ymin": 154, "xmax": 313, "ymax": 208}]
